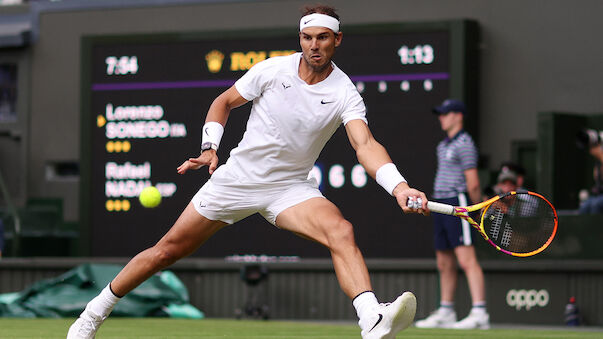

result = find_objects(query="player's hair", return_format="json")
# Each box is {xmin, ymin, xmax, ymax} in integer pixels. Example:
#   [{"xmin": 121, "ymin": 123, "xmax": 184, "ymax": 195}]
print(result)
[{"xmin": 300, "ymin": 3, "xmax": 340, "ymax": 21}]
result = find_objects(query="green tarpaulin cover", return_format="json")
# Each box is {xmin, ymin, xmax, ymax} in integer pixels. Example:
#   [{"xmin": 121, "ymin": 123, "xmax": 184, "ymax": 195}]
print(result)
[{"xmin": 0, "ymin": 263, "xmax": 204, "ymax": 318}]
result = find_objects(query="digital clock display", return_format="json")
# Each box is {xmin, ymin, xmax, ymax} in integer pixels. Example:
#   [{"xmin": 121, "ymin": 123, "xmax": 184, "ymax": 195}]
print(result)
[
  {"xmin": 81, "ymin": 21, "xmax": 477, "ymax": 258},
  {"xmin": 398, "ymin": 45, "xmax": 435, "ymax": 65},
  {"xmin": 105, "ymin": 56, "xmax": 139, "ymax": 75}
]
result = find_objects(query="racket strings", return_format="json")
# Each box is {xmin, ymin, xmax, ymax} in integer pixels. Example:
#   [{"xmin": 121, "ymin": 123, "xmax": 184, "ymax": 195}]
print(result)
[{"xmin": 482, "ymin": 193, "xmax": 556, "ymax": 254}]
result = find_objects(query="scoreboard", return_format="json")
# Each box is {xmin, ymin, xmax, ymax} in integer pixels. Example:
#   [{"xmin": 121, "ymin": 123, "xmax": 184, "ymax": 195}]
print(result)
[{"xmin": 81, "ymin": 21, "xmax": 478, "ymax": 258}]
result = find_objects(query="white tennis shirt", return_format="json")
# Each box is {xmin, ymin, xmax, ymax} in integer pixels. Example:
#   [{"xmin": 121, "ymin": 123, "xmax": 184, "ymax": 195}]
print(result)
[{"xmin": 213, "ymin": 52, "xmax": 367, "ymax": 184}]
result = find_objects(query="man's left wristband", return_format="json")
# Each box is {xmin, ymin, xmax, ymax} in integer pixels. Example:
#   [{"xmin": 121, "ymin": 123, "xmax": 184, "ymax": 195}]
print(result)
[{"xmin": 201, "ymin": 121, "xmax": 224, "ymax": 153}]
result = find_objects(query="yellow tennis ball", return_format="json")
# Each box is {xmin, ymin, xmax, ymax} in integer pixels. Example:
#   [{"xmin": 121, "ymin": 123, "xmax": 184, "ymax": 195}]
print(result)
[{"xmin": 139, "ymin": 186, "xmax": 162, "ymax": 208}]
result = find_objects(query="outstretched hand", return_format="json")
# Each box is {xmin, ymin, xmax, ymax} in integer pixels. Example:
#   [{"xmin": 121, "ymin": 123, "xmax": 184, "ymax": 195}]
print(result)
[
  {"xmin": 177, "ymin": 150, "xmax": 219, "ymax": 175},
  {"xmin": 393, "ymin": 183, "xmax": 429, "ymax": 216}
]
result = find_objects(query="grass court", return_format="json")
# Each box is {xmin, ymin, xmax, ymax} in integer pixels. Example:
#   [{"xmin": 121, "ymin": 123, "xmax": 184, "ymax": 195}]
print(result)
[{"xmin": 1, "ymin": 318, "xmax": 601, "ymax": 338}]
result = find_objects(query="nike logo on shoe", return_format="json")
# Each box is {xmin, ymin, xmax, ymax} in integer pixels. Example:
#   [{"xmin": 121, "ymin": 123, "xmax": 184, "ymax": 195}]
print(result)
[
  {"xmin": 321, "ymin": 99, "xmax": 334, "ymax": 104},
  {"xmin": 368, "ymin": 313, "xmax": 383, "ymax": 332}
]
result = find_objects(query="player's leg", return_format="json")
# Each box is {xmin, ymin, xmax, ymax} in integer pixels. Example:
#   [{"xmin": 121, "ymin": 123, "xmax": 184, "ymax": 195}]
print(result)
[
  {"xmin": 274, "ymin": 197, "xmax": 415, "ymax": 339},
  {"xmin": 276, "ymin": 197, "xmax": 369, "ymax": 297},
  {"xmin": 451, "ymin": 245, "xmax": 490, "ymax": 329},
  {"xmin": 111, "ymin": 202, "xmax": 227, "ymax": 295},
  {"xmin": 67, "ymin": 203, "xmax": 227, "ymax": 339}
]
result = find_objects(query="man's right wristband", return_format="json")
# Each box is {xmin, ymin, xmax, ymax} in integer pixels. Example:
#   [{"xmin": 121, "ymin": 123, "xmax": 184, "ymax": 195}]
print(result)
[{"xmin": 375, "ymin": 163, "xmax": 407, "ymax": 196}]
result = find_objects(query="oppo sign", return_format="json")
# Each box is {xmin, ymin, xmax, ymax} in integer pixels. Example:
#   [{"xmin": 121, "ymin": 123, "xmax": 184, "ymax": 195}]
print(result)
[{"xmin": 506, "ymin": 289, "xmax": 550, "ymax": 311}]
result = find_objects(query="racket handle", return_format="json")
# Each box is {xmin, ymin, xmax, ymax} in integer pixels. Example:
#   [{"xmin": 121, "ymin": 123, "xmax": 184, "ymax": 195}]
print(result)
[
  {"xmin": 405, "ymin": 198, "xmax": 455, "ymax": 215},
  {"xmin": 426, "ymin": 201, "xmax": 455, "ymax": 215}
]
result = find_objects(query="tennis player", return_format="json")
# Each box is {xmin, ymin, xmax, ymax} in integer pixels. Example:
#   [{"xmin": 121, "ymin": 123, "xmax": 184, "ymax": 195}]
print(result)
[{"xmin": 68, "ymin": 5, "xmax": 427, "ymax": 339}]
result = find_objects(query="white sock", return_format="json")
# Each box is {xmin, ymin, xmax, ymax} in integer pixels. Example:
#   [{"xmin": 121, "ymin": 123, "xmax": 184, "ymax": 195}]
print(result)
[
  {"xmin": 439, "ymin": 301, "xmax": 455, "ymax": 314},
  {"xmin": 353, "ymin": 291, "xmax": 378, "ymax": 320},
  {"xmin": 86, "ymin": 283, "xmax": 121, "ymax": 319},
  {"xmin": 471, "ymin": 301, "xmax": 487, "ymax": 314}
]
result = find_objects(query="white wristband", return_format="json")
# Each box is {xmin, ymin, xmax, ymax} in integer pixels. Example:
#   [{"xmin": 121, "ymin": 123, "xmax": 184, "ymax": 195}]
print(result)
[
  {"xmin": 375, "ymin": 163, "xmax": 406, "ymax": 196},
  {"xmin": 201, "ymin": 121, "xmax": 224, "ymax": 149}
]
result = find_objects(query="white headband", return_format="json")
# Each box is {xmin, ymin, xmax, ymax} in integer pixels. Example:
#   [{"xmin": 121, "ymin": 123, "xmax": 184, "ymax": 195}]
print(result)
[{"xmin": 299, "ymin": 13, "xmax": 340, "ymax": 33}]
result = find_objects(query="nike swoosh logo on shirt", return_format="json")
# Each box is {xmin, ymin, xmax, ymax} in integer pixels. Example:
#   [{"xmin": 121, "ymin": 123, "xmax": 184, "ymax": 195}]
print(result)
[
  {"xmin": 321, "ymin": 99, "xmax": 335, "ymax": 104},
  {"xmin": 369, "ymin": 314, "xmax": 384, "ymax": 332}
]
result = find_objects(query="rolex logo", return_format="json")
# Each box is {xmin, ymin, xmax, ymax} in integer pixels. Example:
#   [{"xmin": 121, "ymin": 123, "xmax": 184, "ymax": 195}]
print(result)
[{"xmin": 205, "ymin": 50, "xmax": 225, "ymax": 73}]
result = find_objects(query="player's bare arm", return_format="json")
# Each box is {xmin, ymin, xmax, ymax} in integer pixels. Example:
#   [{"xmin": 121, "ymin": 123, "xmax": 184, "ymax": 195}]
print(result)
[
  {"xmin": 177, "ymin": 86, "xmax": 248, "ymax": 175},
  {"xmin": 344, "ymin": 119, "xmax": 428, "ymax": 214}
]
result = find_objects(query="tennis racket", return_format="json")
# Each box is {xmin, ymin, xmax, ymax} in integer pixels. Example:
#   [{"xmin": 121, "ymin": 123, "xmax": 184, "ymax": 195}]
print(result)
[{"xmin": 409, "ymin": 190, "xmax": 558, "ymax": 257}]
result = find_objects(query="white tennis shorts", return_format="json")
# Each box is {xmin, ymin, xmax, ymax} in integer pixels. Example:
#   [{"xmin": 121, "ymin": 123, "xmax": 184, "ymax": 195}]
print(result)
[{"xmin": 190, "ymin": 169, "xmax": 324, "ymax": 225}]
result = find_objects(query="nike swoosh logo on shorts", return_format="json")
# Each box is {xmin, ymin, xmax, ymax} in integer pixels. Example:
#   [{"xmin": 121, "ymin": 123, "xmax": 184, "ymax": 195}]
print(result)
[{"xmin": 369, "ymin": 313, "xmax": 383, "ymax": 332}]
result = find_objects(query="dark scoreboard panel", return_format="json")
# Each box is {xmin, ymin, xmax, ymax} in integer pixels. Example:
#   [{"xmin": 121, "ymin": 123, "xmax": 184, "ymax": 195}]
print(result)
[{"xmin": 81, "ymin": 21, "xmax": 478, "ymax": 258}]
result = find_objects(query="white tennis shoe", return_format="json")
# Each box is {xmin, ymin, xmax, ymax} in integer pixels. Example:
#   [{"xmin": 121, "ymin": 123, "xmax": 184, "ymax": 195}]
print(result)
[
  {"xmin": 414, "ymin": 308, "xmax": 457, "ymax": 328},
  {"xmin": 451, "ymin": 309, "xmax": 490, "ymax": 329},
  {"xmin": 66, "ymin": 306, "xmax": 106, "ymax": 339},
  {"xmin": 360, "ymin": 291, "xmax": 417, "ymax": 339}
]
